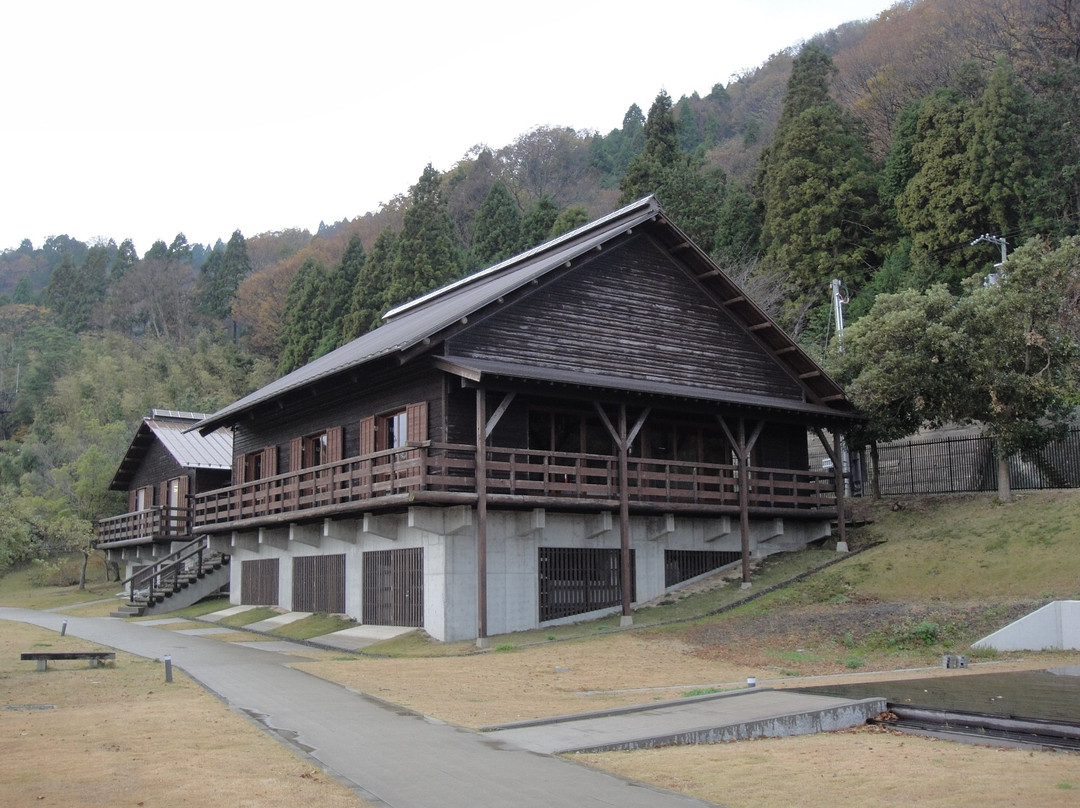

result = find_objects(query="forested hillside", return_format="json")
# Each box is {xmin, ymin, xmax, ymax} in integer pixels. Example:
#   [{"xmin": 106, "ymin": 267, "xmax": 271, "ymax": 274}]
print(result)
[{"xmin": 2, "ymin": 0, "xmax": 1079, "ymax": 570}]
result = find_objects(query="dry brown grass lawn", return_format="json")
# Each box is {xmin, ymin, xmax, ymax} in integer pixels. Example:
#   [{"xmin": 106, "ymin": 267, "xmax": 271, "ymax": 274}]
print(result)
[
  {"xmin": 575, "ymin": 727, "xmax": 1080, "ymax": 808},
  {"xmin": 0, "ymin": 622, "xmax": 371, "ymax": 808},
  {"xmin": 298, "ymin": 630, "xmax": 1080, "ymax": 729}
]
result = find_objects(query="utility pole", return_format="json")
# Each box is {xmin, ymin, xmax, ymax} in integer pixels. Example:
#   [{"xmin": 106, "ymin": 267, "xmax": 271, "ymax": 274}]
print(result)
[
  {"xmin": 971, "ymin": 233, "xmax": 1008, "ymax": 267},
  {"xmin": 830, "ymin": 278, "xmax": 846, "ymax": 353}
]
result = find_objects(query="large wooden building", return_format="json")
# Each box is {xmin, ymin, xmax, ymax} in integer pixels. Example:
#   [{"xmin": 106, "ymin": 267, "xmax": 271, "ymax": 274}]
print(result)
[{"xmin": 191, "ymin": 196, "xmax": 858, "ymax": 642}]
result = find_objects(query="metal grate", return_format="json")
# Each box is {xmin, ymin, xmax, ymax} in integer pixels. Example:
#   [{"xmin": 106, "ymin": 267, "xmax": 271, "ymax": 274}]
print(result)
[
  {"xmin": 362, "ymin": 548, "xmax": 424, "ymax": 627},
  {"xmin": 664, "ymin": 549, "xmax": 741, "ymax": 588},
  {"xmin": 538, "ymin": 547, "xmax": 635, "ymax": 622},
  {"xmin": 240, "ymin": 558, "xmax": 279, "ymax": 606},
  {"xmin": 292, "ymin": 554, "xmax": 345, "ymax": 613}
]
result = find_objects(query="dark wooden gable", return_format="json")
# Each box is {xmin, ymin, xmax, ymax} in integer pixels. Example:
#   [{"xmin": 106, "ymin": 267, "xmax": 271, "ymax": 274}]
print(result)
[{"xmin": 443, "ymin": 234, "xmax": 806, "ymax": 402}]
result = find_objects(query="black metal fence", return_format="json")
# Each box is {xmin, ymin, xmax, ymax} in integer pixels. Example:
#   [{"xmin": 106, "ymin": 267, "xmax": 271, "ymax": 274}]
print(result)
[{"xmin": 865, "ymin": 427, "xmax": 1080, "ymax": 496}]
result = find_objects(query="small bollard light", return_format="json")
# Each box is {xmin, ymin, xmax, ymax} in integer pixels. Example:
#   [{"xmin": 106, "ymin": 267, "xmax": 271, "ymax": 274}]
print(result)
[
  {"xmin": 164, "ymin": 654, "xmax": 173, "ymax": 683},
  {"xmin": 60, "ymin": 620, "xmax": 68, "ymax": 637},
  {"xmin": 747, "ymin": 677, "xmax": 756, "ymax": 688}
]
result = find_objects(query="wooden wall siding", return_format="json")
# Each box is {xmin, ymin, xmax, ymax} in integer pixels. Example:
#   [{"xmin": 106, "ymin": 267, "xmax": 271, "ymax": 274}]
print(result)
[
  {"xmin": 445, "ymin": 236, "xmax": 805, "ymax": 402},
  {"xmin": 129, "ymin": 441, "xmax": 185, "ymax": 493},
  {"xmin": 362, "ymin": 548, "xmax": 423, "ymax": 627},
  {"xmin": 241, "ymin": 558, "xmax": 279, "ymax": 605},
  {"xmin": 538, "ymin": 547, "xmax": 636, "ymax": 623},
  {"xmin": 292, "ymin": 554, "xmax": 345, "ymax": 613},
  {"xmin": 232, "ymin": 363, "xmax": 444, "ymax": 470},
  {"xmin": 664, "ymin": 549, "xmax": 741, "ymax": 588}
]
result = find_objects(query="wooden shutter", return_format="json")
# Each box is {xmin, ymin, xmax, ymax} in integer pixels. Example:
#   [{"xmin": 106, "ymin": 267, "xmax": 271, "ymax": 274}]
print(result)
[
  {"xmin": 406, "ymin": 401, "xmax": 428, "ymax": 444},
  {"xmin": 327, "ymin": 426, "xmax": 344, "ymax": 462},
  {"xmin": 176, "ymin": 475, "xmax": 190, "ymax": 505},
  {"xmin": 262, "ymin": 445, "xmax": 278, "ymax": 477},
  {"xmin": 290, "ymin": 437, "xmax": 304, "ymax": 471},
  {"xmin": 359, "ymin": 416, "xmax": 375, "ymax": 456},
  {"xmin": 233, "ymin": 454, "xmax": 245, "ymax": 484},
  {"xmin": 128, "ymin": 490, "xmax": 137, "ymax": 511}
]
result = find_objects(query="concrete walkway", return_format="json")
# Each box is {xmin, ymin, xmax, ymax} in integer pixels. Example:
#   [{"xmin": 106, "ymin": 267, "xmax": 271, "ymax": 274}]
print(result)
[
  {"xmin": 483, "ymin": 688, "xmax": 885, "ymax": 754},
  {"xmin": 1, "ymin": 608, "xmax": 878, "ymax": 807},
  {"xmin": 2, "ymin": 607, "xmax": 715, "ymax": 807}
]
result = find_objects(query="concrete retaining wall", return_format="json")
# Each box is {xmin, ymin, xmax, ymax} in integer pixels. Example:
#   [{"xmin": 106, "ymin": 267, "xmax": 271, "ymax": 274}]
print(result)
[{"xmin": 973, "ymin": 601, "xmax": 1080, "ymax": 651}]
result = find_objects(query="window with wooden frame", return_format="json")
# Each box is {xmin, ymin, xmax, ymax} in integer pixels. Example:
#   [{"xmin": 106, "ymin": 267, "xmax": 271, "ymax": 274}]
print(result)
[
  {"xmin": 289, "ymin": 427, "xmax": 344, "ymax": 471},
  {"xmin": 235, "ymin": 445, "xmax": 279, "ymax": 484},
  {"xmin": 130, "ymin": 485, "xmax": 154, "ymax": 511},
  {"xmin": 360, "ymin": 402, "xmax": 428, "ymax": 455}
]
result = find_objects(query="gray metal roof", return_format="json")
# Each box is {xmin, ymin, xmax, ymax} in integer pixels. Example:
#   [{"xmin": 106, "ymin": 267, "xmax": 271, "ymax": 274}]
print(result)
[
  {"xmin": 148, "ymin": 415, "xmax": 232, "ymax": 469},
  {"xmin": 110, "ymin": 412, "xmax": 233, "ymax": 491},
  {"xmin": 194, "ymin": 197, "xmax": 665, "ymax": 431},
  {"xmin": 194, "ymin": 194, "xmax": 852, "ymax": 433}
]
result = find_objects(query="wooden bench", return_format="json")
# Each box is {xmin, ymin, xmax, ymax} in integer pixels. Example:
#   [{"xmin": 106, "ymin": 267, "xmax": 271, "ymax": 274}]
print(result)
[{"xmin": 21, "ymin": 651, "xmax": 116, "ymax": 671}]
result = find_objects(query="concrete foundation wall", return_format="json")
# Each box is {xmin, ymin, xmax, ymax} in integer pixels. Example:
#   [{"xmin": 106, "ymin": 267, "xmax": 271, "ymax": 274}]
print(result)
[
  {"xmin": 214, "ymin": 507, "xmax": 833, "ymax": 642},
  {"xmin": 973, "ymin": 601, "xmax": 1080, "ymax": 651}
]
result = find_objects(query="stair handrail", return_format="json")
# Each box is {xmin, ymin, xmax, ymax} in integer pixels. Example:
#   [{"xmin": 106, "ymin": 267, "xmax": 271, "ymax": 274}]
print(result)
[{"xmin": 119, "ymin": 535, "xmax": 218, "ymax": 606}]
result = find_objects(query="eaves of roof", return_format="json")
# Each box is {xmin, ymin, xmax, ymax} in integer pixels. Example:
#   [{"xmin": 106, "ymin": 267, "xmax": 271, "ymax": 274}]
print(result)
[{"xmin": 435, "ymin": 356, "xmax": 861, "ymax": 423}]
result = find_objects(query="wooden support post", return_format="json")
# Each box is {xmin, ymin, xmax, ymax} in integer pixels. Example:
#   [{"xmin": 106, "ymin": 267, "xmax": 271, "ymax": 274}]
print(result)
[
  {"xmin": 618, "ymin": 404, "xmax": 632, "ymax": 625},
  {"xmin": 595, "ymin": 401, "xmax": 648, "ymax": 627},
  {"xmin": 814, "ymin": 427, "xmax": 849, "ymax": 552},
  {"xmin": 476, "ymin": 388, "xmax": 489, "ymax": 647},
  {"xmin": 718, "ymin": 416, "xmax": 763, "ymax": 588},
  {"xmin": 736, "ymin": 419, "xmax": 751, "ymax": 586},
  {"xmin": 832, "ymin": 429, "xmax": 848, "ymax": 552}
]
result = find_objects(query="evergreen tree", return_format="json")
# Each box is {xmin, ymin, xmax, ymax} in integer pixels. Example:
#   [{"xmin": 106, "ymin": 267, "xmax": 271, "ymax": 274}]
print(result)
[
  {"xmin": 111, "ymin": 239, "xmax": 138, "ymax": 282},
  {"xmin": 712, "ymin": 182, "xmax": 761, "ymax": 263},
  {"xmin": 385, "ymin": 165, "xmax": 463, "ymax": 308},
  {"xmin": 470, "ymin": 181, "xmax": 522, "ymax": 268},
  {"xmin": 200, "ymin": 230, "xmax": 252, "ymax": 319},
  {"xmin": 42, "ymin": 245, "xmax": 111, "ymax": 331},
  {"xmin": 757, "ymin": 43, "xmax": 879, "ymax": 300},
  {"xmin": 966, "ymin": 59, "xmax": 1046, "ymax": 237},
  {"xmin": 12, "ymin": 275, "xmax": 35, "ymax": 305},
  {"xmin": 519, "ymin": 196, "xmax": 559, "ymax": 250},
  {"xmin": 315, "ymin": 234, "xmax": 365, "ymax": 355},
  {"xmin": 620, "ymin": 91, "xmax": 678, "ymax": 202},
  {"xmin": 676, "ymin": 96, "xmax": 701, "ymax": 152},
  {"xmin": 893, "ymin": 88, "xmax": 981, "ymax": 287},
  {"xmin": 549, "ymin": 206, "xmax": 590, "ymax": 238},
  {"xmin": 197, "ymin": 244, "xmax": 226, "ymax": 316},
  {"xmin": 278, "ymin": 258, "xmax": 330, "ymax": 373},
  {"xmin": 620, "ymin": 90, "xmax": 726, "ymax": 252},
  {"xmin": 589, "ymin": 104, "xmax": 645, "ymax": 188},
  {"xmin": 341, "ymin": 228, "xmax": 399, "ymax": 340}
]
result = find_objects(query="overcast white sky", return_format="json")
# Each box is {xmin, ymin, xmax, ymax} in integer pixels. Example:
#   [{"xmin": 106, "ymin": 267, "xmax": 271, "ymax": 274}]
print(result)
[{"xmin": 0, "ymin": 0, "xmax": 898, "ymax": 254}]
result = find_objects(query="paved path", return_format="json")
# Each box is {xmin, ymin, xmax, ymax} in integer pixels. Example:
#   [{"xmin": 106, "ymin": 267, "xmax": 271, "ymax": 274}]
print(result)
[{"xmin": 2, "ymin": 608, "xmax": 717, "ymax": 808}]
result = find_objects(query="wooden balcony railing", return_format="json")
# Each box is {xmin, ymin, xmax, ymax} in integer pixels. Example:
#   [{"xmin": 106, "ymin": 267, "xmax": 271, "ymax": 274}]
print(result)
[
  {"xmin": 94, "ymin": 506, "xmax": 193, "ymax": 547},
  {"xmin": 192, "ymin": 443, "xmax": 838, "ymax": 529}
]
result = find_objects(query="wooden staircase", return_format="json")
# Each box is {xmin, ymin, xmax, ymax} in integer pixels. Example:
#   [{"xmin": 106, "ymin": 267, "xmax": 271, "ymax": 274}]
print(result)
[{"xmin": 112, "ymin": 536, "xmax": 230, "ymax": 618}]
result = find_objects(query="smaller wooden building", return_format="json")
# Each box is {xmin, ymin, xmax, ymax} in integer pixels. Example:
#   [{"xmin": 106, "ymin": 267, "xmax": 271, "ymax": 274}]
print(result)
[
  {"xmin": 95, "ymin": 410, "xmax": 232, "ymax": 578},
  {"xmin": 192, "ymin": 196, "xmax": 858, "ymax": 642}
]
